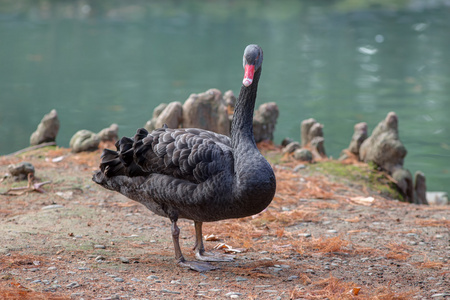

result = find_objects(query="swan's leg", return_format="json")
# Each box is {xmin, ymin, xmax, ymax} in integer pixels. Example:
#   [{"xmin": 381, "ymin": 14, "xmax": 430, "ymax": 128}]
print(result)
[
  {"xmin": 170, "ymin": 219, "xmax": 216, "ymax": 272},
  {"xmin": 193, "ymin": 221, "xmax": 235, "ymax": 262}
]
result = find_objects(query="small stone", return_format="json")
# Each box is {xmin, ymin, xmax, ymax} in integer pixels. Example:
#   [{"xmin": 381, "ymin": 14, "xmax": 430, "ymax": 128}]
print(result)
[
  {"xmin": 236, "ymin": 276, "xmax": 248, "ymax": 282},
  {"xmin": 435, "ymin": 235, "xmax": 443, "ymax": 239},
  {"xmin": 26, "ymin": 268, "xmax": 39, "ymax": 272},
  {"xmin": 131, "ymin": 278, "xmax": 141, "ymax": 282},
  {"xmin": 225, "ymin": 292, "xmax": 242, "ymax": 297},
  {"xmin": 47, "ymin": 267, "xmax": 57, "ymax": 270},
  {"xmin": 293, "ymin": 148, "xmax": 313, "ymax": 162},
  {"xmin": 95, "ymin": 256, "xmax": 105, "ymax": 261},
  {"xmin": 119, "ymin": 257, "xmax": 130, "ymax": 264},
  {"xmin": 66, "ymin": 282, "xmax": 79, "ymax": 288},
  {"xmin": 298, "ymin": 233, "xmax": 311, "ymax": 238},
  {"xmin": 30, "ymin": 109, "xmax": 60, "ymax": 146},
  {"xmin": 287, "ymin": 275, "xmax": 298, "ymax": 281},
  {"xmin": 31, "ymin": 279, "xmax": 41, "ymax": 284},
  {"xmin": 327, "ymin": 230, "xmax": 338, "ymax": 233},
  {"xmin": 262, "ymin": 290, "xmax": 278, "ymax": 293},
  {"xmin": 406, "ymin": 233, "xmax": 418, "ymax": 238},
  {"xmin": 293, "ymin": 164, "xmax": 306, "ymax": 171},
  {"xmin": 147, "ymin": 275, "xmax": 159, "ymax": 280},
  {"xmin": 431, "ymin": 293, "xmax": 449, "ymax": 298},
  {"xmin": 161, "ymin": 289, "xmax": 181, "ymax": 294},
  {"xmin": 42, "ymin": 205, "xmax": 64, "ymax": 210},
  {"xmin": 70, "ymin": 129, "xmax": 100, "ymax": 153},
  {"xmin": 94, "ymin": 245, "xmax": 106, "ymax": 249},
  {"xmin": 114, "ymin": 277, "xmax": 124, "ymax": 282},
  {"xmin": 78, "ymin": 267, "xmax": 88, "ymax": 270},
  {"xmin": 8, "ymin": 162, "xmax": 35, "ymax": 180},
  {"xmin": 170, "ymin": 279, "xmax": 181, "ymax": 284}
]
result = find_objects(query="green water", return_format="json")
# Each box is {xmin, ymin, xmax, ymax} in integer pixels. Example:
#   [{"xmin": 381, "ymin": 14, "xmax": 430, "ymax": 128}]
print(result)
[{"xmin": 0, "ymin": 1, "xmax": 449, "ymax": 193}]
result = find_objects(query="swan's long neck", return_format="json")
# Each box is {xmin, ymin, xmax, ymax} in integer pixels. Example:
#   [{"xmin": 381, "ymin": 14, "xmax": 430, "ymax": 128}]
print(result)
[
  {"xmin": 229, "ymin": 66, "xmax": 275, "ymax": 216},
  {"xmin": 231, "ymin": 67, "xmax": 261, "ymax": 151}
]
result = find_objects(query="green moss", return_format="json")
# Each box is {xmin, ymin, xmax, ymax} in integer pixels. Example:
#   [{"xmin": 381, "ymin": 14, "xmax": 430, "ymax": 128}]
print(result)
[
  {"xmin": 264, "ymin": 152, "xmax": 284, "ymax": 166},
  {"xmin": 309, "ymin": 160, "xmax": 403, "ymax": 200}
]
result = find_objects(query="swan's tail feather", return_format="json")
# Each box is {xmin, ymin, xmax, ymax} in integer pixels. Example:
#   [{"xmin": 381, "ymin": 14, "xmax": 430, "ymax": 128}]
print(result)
[
  {"xmin": 100, "ymin": 148, "xmax": 126, "ymax": 177},
  {"xmin": 96, "ymin": 132, "xmax": 150, "ymax": 179}
]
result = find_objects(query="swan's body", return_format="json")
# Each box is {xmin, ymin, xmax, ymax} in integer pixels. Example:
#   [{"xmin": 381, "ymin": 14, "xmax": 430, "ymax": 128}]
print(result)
[{"xmin": 93, "ymin": 44, "xmax": 276, "ymax": 271}]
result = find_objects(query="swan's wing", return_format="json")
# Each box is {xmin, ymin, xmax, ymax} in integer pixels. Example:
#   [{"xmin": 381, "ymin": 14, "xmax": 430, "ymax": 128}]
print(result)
[{"xmin": 133, "ymin": 128, "xmax": 233, "ymax": 184}]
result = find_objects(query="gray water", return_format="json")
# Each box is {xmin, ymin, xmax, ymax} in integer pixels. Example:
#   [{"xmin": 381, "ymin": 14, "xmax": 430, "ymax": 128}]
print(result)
[{"xmin": 1, "ymin": 1, "xmax": 449, "ymax": 194}]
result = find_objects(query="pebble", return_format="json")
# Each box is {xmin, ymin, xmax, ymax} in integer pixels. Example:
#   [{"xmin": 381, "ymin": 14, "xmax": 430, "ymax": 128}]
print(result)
[
  {"xmin": 298, "ymin": 233, "xmax": 311, "ymax": 238},
  {"xmin": 170, "ymin": 279, "xmax": 181, "ymax": 284},
  {"xmin": 119, "ymin": 257, "xmax": 130, "ymax": 264},
  {"xmin": 262, "ymin": 290, "xmax": 278, "ymax": 293},
  {"xmin": 26, "ymin": 268, "xmax": 39, "ymax": 272},
  {"xmin": 78, "ymin": 267, "xmax": 88, "ymax": 270},
  {"xmin": 209, "ymin": 288, "xmax": 221, "ymax": 292},
  {"xmin": 42, "ymin": 204, "xmax": 64, "ymax": 210},
  {"xmin": 114, "ymin": 277, "xmax": 124, "ymax": 282},
  {"xmin": 431, "ymin": 294, "xmax": 450, "ymax": 298},
  {"xmin": 361, "ymin": 257, "xmax": 370, "ymax": 262},
  {"xmin": 225, "ymin": 292, "xmax": 242, "ymax": 298},
  {"xmin": 147, "ymin": 275, "xmax": 159, "ymax": 280},
  {"xmin": 287, "ymin": 275, "xmax": 298, "ymax": 281},
  {"xmin": 94, "ymin": 245, "xmax": 106, "ymax": 249},
  {"xmin": 47, "ymin": 267, "xmax": 57, "ymax": 270},
  {"xmin": 406, "ymin": 233, "xmax": 418, "ymax": 238},
  {"xmin": 161, "ymin": 289, "xmax": 180, "ymax": 294},
  {"xmin": 327, "ymin": 230, "xmax": 338, "ymax": 233},
  {"xmin": 435, "ymin": 235, "xmax": 443, "ymax": 239},
  {"xmin": 66, "ymin": 282, "xmax": 79, "ymax": 288},
  {"xmin": 31, "ymin": 279, "xmax": 41, "ymax": 284},
  {"xmin": 95, "ymin": 256, "xmax": 105, "ymax": 261},
  {"xmin": 294, "ymin": 164, "xmax": 306, "ymax": 171},
  {"xmin": 131, "ymin": 278, "xmax": 141, "ymax": 282},
  {"xmin": 236, "ymin": 276, "xmax": 247, "ymax": 282}
]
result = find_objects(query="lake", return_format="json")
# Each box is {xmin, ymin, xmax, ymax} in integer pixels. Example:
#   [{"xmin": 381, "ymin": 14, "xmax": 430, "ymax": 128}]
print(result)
[{"xmin": 0, "ymin": 0, "xmax": 449, "ymax": 194}]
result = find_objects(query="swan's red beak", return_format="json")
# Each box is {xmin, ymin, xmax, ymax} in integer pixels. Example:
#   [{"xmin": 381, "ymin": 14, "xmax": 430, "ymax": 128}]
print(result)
[{"xmin": 243, "ymin": 64, "xmax": 255, "ymax": 87}]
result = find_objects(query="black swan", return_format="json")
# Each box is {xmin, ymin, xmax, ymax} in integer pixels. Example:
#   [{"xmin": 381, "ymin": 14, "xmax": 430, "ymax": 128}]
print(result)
[{"xmin": 92, "ymin": 44, "xmax": 276, "ymax": 272}]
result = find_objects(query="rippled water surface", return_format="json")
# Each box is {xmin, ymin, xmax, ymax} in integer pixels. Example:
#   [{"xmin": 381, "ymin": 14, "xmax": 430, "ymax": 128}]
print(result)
[{"xmin": 0, "ymin": 1, "xmax": 449, "ymax": 193}]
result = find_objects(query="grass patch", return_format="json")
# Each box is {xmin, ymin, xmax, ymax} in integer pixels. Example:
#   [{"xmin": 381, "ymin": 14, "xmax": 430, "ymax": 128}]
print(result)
[{"xmin": 309, "ymin": 160, "xmax": 403, "ymax": 200}]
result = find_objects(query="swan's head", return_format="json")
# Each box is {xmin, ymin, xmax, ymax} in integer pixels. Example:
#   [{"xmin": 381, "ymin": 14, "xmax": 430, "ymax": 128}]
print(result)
[{"xmin": 242, "ymin": 44, "xmax": 263, "ymax": 87}]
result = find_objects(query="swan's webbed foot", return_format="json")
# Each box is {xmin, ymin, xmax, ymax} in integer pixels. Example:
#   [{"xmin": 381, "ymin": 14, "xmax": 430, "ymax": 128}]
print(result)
[
  {"xmin": 178, "ymin": 258, "xmax": 217, "ymax": 272},
  {"xmin": 171, "ymin": 218, "xmax": 217, "ymax": 272},
  {"xmin": 195, "ymin": 250, "xmax": 235, "ymax": 262}
]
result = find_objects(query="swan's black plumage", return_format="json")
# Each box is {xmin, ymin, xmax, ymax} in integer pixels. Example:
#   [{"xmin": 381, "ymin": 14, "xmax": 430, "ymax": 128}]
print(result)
[{"xmin": 93, "ymin": 44, "xmax": 276, "ymax": 271}]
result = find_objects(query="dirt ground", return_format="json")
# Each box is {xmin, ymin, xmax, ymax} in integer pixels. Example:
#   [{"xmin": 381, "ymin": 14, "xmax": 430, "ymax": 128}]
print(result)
[{"xmin": 0, "ymin": 146, "xmax": 448, "ymax": 299}]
